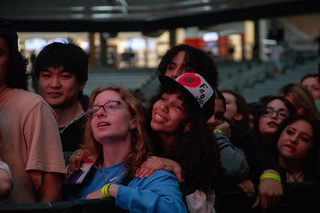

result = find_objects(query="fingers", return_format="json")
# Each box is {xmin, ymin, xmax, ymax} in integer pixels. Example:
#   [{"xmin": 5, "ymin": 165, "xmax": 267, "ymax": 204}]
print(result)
[
  {"xmin": 254, "ymin": 190, "xmax": 281, "ymax": 211},
  {"xmin": 173, "ymin": 170, "xmax": 183, "ymax": 183},
  {"xmin": 259, "ymin": 194, "xmax": 268, "ymax": 210},
  {"xmin": 236, "ymin": 180, "xmax": 255, "ymax": 197},
  {"xmin": 67, "ymin": 151, "xmax": 84, "ymax": 176},
  {"xmin": 252, "ymin": 196, "xmax": 260, "ymax": 209},
  {"xmin": 135, "ymin": 157, "xmax": 163, "ymax": 178}
]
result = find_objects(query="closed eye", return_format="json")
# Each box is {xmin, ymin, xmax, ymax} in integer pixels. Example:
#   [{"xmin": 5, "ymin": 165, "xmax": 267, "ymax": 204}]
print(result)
[
  {"xmin": 301, "ymin": 136, "xmax": 311, "ymax": 143},
  {"xmin": 286, "ymin": 130, "xmax": 294, "ymax": 135}
]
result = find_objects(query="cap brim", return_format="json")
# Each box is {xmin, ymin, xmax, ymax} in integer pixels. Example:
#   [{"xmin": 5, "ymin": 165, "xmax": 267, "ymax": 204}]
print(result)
[{"xmin": 158, "ymin": 74, "xmax": 200, "ymax": 109}]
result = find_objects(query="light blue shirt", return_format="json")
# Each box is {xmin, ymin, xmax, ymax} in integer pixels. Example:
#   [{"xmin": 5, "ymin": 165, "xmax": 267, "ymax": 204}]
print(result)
[{"xmin": 65, "ymin": 162, "xmax": 187, "ymax": 213}]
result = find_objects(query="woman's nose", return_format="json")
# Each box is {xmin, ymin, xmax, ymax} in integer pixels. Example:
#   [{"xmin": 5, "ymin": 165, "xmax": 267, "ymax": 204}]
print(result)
[
  {"xmin": 290, "ymin": 134, "xmax": 299, "ymax": 144},
  {"xmin": 96, "ymin": 106, "xmax": 107, "ymax": 117},
  {"xmin": 206, "ymin": 116, "xmax": 216, "ymax": 130},
  {"xmin": 160, "ymin": 103, "xmax": 169, "ymax": 113}
]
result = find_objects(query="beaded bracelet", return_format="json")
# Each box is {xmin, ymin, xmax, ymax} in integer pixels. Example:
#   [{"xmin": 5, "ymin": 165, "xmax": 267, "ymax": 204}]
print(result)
[
  {"xmin": 260, "ymin": 173, "xmax": 281, "ymax": 182},
  {"xmin": 101, "ymin": 183, "xmax": 111, "ymax": 198}
]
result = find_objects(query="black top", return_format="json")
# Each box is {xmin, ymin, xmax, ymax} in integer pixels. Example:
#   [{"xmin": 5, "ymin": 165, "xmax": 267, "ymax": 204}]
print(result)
[
  {"xmin": 227, "ymin": 119, "xmax": 286, "ymax": 185},
  {"xmin": 59, "ymin": 116, "xmax": 86, "ymax": 166}
]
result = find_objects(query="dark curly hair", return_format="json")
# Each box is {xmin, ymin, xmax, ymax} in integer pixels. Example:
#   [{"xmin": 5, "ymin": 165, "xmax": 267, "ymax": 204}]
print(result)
[
  {"xmin": 271, "ymin": 114, "xmax": 320, "ymax": 181},
  {"xmin": 145, "ymin": 85, "xmax": 222, "ymax": 193},
  {"xmin": 158, "ymin": 44, "xmax": 219, "ymax": 88},
  {"xmin": 1, "ymin": 36, "xmax": 29, "ymax": 90}
]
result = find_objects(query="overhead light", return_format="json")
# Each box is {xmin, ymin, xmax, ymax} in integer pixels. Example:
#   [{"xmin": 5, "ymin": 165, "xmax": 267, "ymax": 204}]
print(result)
[
  {"xmin": 92, "ymin": 14, "xmax": 113, "ymax": 19},
  {"xmin": 203, "ymin": 6, "xmax": 212, "ymax": 11},
  {"xmin": 91, "ymin": 6, "xmax": 114, "ymax": 11},
  {"xmin": 70, "ymin": 6, "xmax": 85, "ymax": 11},
  {"xmin": 71, "ymin": 14, "xmax": 85, "ymax": 19}
]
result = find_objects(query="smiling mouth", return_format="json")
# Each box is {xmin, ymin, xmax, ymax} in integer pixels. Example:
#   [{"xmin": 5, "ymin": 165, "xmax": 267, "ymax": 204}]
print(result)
[{"xmin": 154, "ymin": 113, "xmax": 167, "ymax": 122}]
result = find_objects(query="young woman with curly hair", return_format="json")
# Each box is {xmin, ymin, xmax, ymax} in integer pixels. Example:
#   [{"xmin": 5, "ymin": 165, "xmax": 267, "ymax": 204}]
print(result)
[
  {"xmin": 64, "ymin": 86, "xmax": 187, "ymax": 212},
  {"xmin": 135, "ymin": 73, "xmax": 222, "ymax": 212}
]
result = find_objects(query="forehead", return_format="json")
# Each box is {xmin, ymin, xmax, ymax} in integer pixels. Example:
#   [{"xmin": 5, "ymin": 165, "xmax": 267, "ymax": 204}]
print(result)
[
  {"xmin": 171, "ymin": 51, "xmax": 186, "ymax": 63},
  {"xmin": 222, "ymin": 92, "xmax": 236, "ymax": 102},
  {"xmin": 287, "ymin": 119, "xmax": 313, "ymax": 136},
  {"xmin": 94, "ymin": 90, "xmax": 122, "ymax": 104},
  {"xmin": 267, "ymin": 99, "xmax": 287, "ymax": 109},
  {"xmin": 215, "ymin": 98, "xmax": 225, "ymax": 112},
  {"xmin": 302, "ymin": 77, "xmax": 318, "ymax": 85},
  {"xmin": 162, "ymin": 91, "xmax": 183, "ymax": 100},
  {"xmin": 40, "ymin": 66, "xmax": 73, "ymax": 73}
]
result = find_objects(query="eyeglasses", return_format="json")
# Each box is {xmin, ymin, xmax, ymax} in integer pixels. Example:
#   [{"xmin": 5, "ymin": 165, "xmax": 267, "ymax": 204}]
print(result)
[
  {"xmin": 262, "ymin": 107, "xmax": 289, "ymax": 120},
  {"xmin": 86, "ymin": 100, "xmax": 129, "ymax": 117}
]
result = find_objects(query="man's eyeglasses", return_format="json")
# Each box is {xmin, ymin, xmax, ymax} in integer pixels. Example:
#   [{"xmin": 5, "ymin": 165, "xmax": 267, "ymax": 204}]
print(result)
[
  {"xmin": 86, "ymin": 100, "xmax": 129, "ymax": 117},
  {"xmin": 262, "ymin": 107, "xmax": 289, "ymax": 120}
]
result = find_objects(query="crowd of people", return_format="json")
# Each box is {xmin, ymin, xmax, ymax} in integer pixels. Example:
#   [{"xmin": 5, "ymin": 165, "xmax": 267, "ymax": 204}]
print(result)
[{"xmin": 1, "ymin": 17, "xmax": 320, "ymax": 212}]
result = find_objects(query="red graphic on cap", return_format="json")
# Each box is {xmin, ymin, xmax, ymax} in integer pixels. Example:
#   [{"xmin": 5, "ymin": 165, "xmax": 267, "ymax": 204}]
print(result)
[{"xmin": 178, "ymin": 73, "xmax": 201, "ymax": 87}]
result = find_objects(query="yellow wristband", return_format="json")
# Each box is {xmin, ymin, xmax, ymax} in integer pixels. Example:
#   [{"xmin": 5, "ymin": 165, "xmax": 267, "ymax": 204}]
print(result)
[
  {"xmin": 214, "ymin": 129, "xmax": 223, "ymax": 134},
  {"xmin": 260, "ymin": 173, "xmax": 281, "ymax": 182},
  {"xmin": 101, "ymin": 184, "xmax": 111, "ymax": 198}
]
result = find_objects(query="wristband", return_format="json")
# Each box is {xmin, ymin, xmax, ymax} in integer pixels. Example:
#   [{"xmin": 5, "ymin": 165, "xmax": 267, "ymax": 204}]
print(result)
[
  {"xmin": 102, "ymin": 184, "xmax": 111, "ymax": 198},
  {"xmin": 260, "ymin": 173, "xmax": 281, "ymax": 182},
  {"xmin": 214, "ymin": 129, "xmax": 223, "ymax": 134}
]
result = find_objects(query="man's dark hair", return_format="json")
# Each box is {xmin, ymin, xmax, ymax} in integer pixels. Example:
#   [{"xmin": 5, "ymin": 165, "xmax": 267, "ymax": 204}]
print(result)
[
  {"xmin": 35, "ymin": 41, "xmax": 88, "ymax": 84},
  {"xmin": 157, "ymin": 44, "xmax": 219, "ymax": 88}
]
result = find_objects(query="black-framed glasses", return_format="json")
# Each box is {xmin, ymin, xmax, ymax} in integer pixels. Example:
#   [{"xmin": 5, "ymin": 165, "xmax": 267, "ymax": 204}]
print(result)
[
  {"xmin": 262, "ymin": 107, "xmax": 289, "ymax": 120},
  {"xmin": 86, "ymin": 100, "xmax": 129, "ymax": 117}
]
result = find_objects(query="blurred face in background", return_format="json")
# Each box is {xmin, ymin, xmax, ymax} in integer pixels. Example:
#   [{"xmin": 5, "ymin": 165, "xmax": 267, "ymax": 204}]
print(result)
[
  {"xmin": 164, "ymin": 51, "xmax": 194, "ymax": 79},
  {"xmin": 207, "ymin": 98, "xmax": 225, "ymax": 130},
  {"xmin": 301, "ymin": 77, "xmax": 320, "ymax": 101},
  {"xmin": 222, "ymin": 92, "xmax": 243, "ymax": 123},
  {"xmin": 284, "ymin": 95, "xmax": 305, "ymax": 115},
  {"xmin": 259, "ymin": 99, "xmax": 290, "ymax": 141}
]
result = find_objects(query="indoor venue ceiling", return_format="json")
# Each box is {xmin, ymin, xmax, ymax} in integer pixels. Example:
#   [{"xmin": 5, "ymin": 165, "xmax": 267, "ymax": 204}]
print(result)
[{"xmin": 1, "ymin": 0, "xmax": 319, "ymax": 33}]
